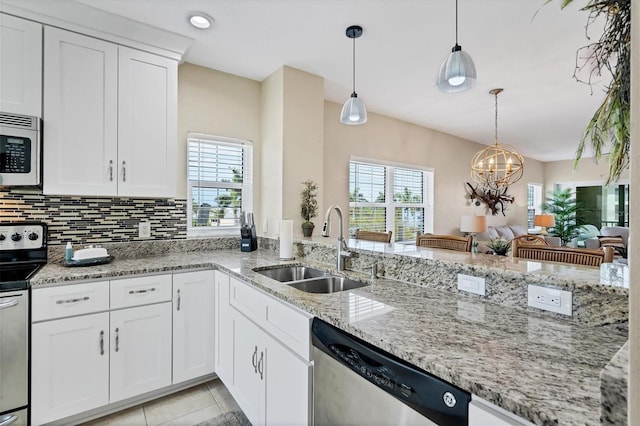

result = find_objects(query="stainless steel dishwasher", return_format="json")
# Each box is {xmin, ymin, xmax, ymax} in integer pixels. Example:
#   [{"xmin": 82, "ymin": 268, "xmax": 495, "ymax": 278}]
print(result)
[{"xmin": 312, "ymin": 318, "xmax": 470, "ymax": 426}]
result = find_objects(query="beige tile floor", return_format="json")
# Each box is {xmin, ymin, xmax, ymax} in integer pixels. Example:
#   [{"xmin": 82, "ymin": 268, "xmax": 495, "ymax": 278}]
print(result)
[{"xmin": 82, "ymin": 379, "xmax": 243, "ymax": 426}]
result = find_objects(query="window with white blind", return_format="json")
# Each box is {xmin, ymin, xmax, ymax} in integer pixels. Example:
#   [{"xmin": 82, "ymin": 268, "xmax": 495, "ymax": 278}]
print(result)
[
  {"xmin": 187, "ymin": 133, "xmax": 253, "ymax": 236},
  {"xmin": 528, "ymin": 183, "xmax": 543, "ymax": 231},
  {"xmin": 349, "ymin": 158, "xmax": 433, "ymax": 242}
]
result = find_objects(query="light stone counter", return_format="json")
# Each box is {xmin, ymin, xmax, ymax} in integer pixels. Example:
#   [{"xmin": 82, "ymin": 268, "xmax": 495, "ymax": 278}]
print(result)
[{"xmin": 33, "ymin": 239, "xmax": 629, "ymax": 425}]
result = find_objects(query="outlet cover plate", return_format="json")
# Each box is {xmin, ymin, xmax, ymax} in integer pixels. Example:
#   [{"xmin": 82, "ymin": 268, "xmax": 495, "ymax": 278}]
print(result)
[
  {"xmin": 138, "ymin": 222, "xmax": 151, "ymax": 238},
  {"xmin": 527, "ymin": 284, "xmax": 572, "ymax": 316},
  {"xmin": 457, "ymin": 274, "xmax": 486, "ymax": 296}
]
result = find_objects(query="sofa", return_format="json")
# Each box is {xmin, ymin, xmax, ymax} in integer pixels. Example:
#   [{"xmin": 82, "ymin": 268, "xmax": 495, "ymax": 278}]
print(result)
[
  {"xmin": 475, "ymin": 225, "xmax": 561, "ymax": 254},
  {"xmin": 584, "ymin": 226, "xmax": 630, "ymax": 254}
]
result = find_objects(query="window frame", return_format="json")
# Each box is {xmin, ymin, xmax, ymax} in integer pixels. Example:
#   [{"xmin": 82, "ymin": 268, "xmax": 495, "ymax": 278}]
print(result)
[
  {"xmin": 186, "ymin": 133, "xmax": 253, "ymax": 237},
  {"xmin": 527, "ymin": 182, "xmax": 543, "ymax": 232},
  {"xmin": 349, "ymin": 157, "xmax": 434, "ymax": 243}
]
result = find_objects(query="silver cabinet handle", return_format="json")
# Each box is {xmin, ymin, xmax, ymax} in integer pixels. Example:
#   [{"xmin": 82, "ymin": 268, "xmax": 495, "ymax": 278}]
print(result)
[
  {"xmin": 56, "ymin": 296, "xmax": 89, "ymax": 304},
  {"xmin": 109, "ymin": 160, "xmax": 114, "ymax": 181},
  {"xmin": 129, "ymin": 287, "xmax": 155, "ymax": 294},
  {"xmin": 122, "ymin": 160, "xmax": 126, "ymax": 182},
  {"xmin": 115, "ymin": 327, "xmax": 120, "ymax": 352},
  {"xmin": 0, "ymin": 299, "xmax": 18, "ymax": 309},
  {"xmin": 257, "ymin": 351, "xmax": 264, "ymax": 380},
  {"xmin": 99, "ymin": 330, "xmax": 105, "ymax": 355},
  {"xmin": 176, "ymin": 289, "xmax": 181, "ymax": 311},
  {"xmin": 0, "ymin": 414, "xmax": 18, "ymax": 426},
  {"xmin": 252, "ymin": 345, "xmax": 258, "ymax": 373}
]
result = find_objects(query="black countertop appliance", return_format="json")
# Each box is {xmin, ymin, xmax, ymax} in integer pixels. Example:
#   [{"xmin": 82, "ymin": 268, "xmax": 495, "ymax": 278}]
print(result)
[{"xmin": 240, "ymin": 212, "xmax": 257, "ymax": 252}]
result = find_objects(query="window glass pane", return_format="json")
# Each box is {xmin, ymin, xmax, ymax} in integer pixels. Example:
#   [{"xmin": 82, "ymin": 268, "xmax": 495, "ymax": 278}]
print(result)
[
  {"xmin": 349, "ymin": 162, "xmax": 385, "ymax": 203},
  {"xmin": 348, "ymin": 207, "xmax": 386, "ymax": 236},
  {"xmin": 191, "ymin": 186, "xmax": 241, "ymax": 228},
  {"xmin": 188, "ymin": 141, "xmax": 244, "ymax": 184},
  {"xmin": 393, "ymin": 168, "xmax": 423, "ymax": 204},
  {"xmin": 394, "ymin": 207, "xmax": 424, "ymax": 242}
]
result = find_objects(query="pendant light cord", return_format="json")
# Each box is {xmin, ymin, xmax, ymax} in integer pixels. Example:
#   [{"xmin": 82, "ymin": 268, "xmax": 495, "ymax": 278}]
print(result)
[
  {"xmin": 352, "ymin": 35, "xmax": 356, "ymax": 93},
  {"xmin": 494, "ymin": 91, "xmax": 499, "ymax": 146},
  {"xmin": 455, "ymin": 0, "xmax": 459, "ymax": 45}
]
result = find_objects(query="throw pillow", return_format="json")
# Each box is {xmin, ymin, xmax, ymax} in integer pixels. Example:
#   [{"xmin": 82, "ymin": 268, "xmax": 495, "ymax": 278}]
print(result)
[{"xmin": 598, "ymin": 235, "xmax": 626, "ymax": 257}]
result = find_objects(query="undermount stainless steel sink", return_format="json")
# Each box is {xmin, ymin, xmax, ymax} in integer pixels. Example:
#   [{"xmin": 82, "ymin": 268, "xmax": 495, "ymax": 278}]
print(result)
[
  {"xmin": 253, "ymin": 265, "xmax": 369, "ymax": 293},
  {"xmin": 288, "ymin": 276, "xmax": 369, "ymax": 293},
  {"xmin": 253, "ymin": 266, "xmax": 328, "ymax": 282}
]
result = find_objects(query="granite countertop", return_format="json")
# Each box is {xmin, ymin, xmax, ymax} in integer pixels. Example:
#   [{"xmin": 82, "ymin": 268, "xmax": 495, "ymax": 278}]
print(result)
[{"xmin": 33, "ymin": 247, "xmax": 628, "ymax": 426}]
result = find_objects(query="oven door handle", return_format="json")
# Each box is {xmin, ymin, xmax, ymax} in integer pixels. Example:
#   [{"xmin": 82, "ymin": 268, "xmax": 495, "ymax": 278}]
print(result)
[
  {"xmin": 0, "ymin": 414, "xmax": 19, "ymax": 426},
  {"xmin": 0, "ymin": 299, "xmax": 18, "ymax": 309}
]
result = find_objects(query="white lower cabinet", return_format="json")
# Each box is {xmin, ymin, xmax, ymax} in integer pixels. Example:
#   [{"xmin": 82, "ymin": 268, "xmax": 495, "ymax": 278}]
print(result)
[
  {"xmin": 109, "ymin": 302, "xmax": 172, "ymax": 402},
  {"xmin": 219, "ymin": 274, "xmax": 313, "ymax": 426},
  {"xmin": 214, "ymin": 271, "xmax": 234, "ymax": 385},
  {"xmin": 173, "ymin": 270, "xmax": 215, "ymax": 383},
  {"xmin": 31, "ymin": 312, "xmax": 110, "ymax": 425}
]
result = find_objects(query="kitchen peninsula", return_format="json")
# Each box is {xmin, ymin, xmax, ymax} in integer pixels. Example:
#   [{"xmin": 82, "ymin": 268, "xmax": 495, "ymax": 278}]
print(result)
[{"xmin": 32, "ymin": 236, "xmax": 628, "ymax": 425}]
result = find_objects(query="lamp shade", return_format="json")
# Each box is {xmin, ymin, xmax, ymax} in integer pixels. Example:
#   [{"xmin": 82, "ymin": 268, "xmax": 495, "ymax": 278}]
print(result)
[
  {"xmin": 460, "ymin": 215, "xmax": 487, "ymax": 233},
  {"xmin": 534, "ymin": 214, "xmax": 555, "ymax": 228},
  {"xmin": 437, "ymin": 46, "xmax": 477, "ymax": 93},
  {"xmin": 340, "ymin": 93, "xmax": 367, "ymax": 125}
]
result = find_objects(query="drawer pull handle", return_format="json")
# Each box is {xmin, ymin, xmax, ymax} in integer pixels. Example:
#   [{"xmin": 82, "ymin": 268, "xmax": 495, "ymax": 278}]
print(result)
[
  {"xmin": 257, "ymin": 351, "xmax": 264, "ymax": 380},
  {"xmin": 176, "ymin": 289, "xmax": 181, "ymax": 311},
  {"xmin": 0, "ymin": 299, "xmax": 18, "ymax": 309},
  {"xmin": 99, "ymin": 330, "xmax": 105, "ymax": 355},
  {"xmin": 115, "ymin": 327, "xmax": 120, "ymax": 352},
  {"xmin": 0, "ymin": 414, "xmax": 18, "ymax": 426},
  {"xmin": 122, "ymin": 161, "xmax": 126, "ymax": 182},
  {"xmin": 129, "ymin": 287, "xmax": 156, "ymax": 294},
  {"xmin": 56, "ymin": 296, "xmax": 89, "ymax": 304},
  {"xmin": 109, "ymin": 160, "xmax": 113, "ymax": 181},
  {"xmin": 252, "ymin": 345, "xmax": 258, "ymax": 373}
]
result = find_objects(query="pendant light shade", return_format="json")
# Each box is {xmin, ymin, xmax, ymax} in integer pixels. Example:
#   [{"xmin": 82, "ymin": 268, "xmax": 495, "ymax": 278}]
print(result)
[
  {"xmin": 437, "ymin": 0, "xmax": 476, "ymax": 92},
  {"xmin": 340, "ymin": 25, "xmax": 367, "ymax": 125},
  {"xmin": 470, "ymin": 89, "xmax": 524, "ymax": 190}
]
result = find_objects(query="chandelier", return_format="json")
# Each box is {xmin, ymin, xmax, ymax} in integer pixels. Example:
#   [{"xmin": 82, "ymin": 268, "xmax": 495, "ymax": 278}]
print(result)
[{"xmin": 470, "ymin": 88, "xmax": 524, "ymax": 190}]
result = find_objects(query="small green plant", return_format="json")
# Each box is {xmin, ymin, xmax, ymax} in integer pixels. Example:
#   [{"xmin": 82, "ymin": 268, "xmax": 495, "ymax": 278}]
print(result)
[
  {"xmin": 542, "ymin": 188, "xmax": 584, "ymax": 246},
  {"xmin": 487, "ymin": 238, "xmax": 511, "ymax": 255},
  {"xmin": 300, "ymin": 180, "xmax": 318, "ymax": 225}
]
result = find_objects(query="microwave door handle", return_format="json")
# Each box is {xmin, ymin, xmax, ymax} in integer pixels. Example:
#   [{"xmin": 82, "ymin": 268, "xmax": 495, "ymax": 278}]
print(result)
[{"xmin": 109, "ymin": 160, "xmax": 114, "ymax": 181}]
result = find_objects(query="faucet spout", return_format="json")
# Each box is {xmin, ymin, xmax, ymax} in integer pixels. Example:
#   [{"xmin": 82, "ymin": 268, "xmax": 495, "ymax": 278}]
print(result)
[{"xmin": 322, "ymin": 205, "xmax": 350, "ymax": 270}]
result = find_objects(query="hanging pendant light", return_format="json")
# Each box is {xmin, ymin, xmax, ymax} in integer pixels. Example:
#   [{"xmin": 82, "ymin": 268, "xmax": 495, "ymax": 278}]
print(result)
[
  {"xmin": 470, "ymin": 89, "xmax": 524, "ymax": 190},
  {"xmin": 340, "ymin": 25, "xmax": 367, "ymax": 125},
  {"xmin": 436, "ymin": 0, "xmax": 477, "ymax": 92}
]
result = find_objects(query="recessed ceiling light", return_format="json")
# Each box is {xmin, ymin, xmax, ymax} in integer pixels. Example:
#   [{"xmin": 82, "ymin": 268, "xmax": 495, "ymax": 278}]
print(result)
[{"xmin": 188, "ymin": 12, "xmax": 213, "ymax": 29}]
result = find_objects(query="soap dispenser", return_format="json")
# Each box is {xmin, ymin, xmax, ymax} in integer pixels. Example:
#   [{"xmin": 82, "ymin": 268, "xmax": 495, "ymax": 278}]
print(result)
[{"xmin": 65, "ymin": 242, "xmax": 73, "ymax": 261}]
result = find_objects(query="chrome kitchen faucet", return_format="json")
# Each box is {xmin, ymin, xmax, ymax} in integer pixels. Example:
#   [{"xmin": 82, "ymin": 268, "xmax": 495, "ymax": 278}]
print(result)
[{"xmin": 321, "ymin": 205, "xmax": 351, "ymax": 271}]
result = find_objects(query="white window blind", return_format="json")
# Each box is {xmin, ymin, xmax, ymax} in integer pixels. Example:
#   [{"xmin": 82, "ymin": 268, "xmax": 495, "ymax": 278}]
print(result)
[
  {"xmin": 349, "ymin": 159, "xmax": 433, "ymax": 242},
  {"xmin": 187, "ymin": 133, "xmax": 253, "ymax": 236}
]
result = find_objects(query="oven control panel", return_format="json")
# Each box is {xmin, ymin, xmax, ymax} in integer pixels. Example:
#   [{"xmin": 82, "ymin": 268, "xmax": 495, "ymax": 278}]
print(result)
[{"xmin": 0, "ymin": 223, "xmax": 45, "ymax": 251}]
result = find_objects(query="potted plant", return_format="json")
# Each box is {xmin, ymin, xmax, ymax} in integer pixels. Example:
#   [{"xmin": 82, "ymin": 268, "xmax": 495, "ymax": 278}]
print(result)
[
  {"xmin": 487, "ymin": 238, "xmax": 511, "ymax": 256},
  {"xmin": 542, "ymin": 188, "xmax": 584, "ymax": 246},
  {"xmin": 300, "ymin": 180, "xmax": 318, "ymax": 237}
]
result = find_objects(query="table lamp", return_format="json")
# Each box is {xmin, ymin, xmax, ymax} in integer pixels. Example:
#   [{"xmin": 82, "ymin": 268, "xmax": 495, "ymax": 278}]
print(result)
[
  {"xmin": 460, "ymin": 215, "xmax": 487, "ymax": 253},
  {"xmin": 534, "ymin": 214, "xmax": 555, "ymax": 236}
]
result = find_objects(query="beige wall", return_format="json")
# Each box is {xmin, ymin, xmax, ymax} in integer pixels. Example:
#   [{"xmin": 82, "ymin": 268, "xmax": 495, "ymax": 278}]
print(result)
[
  {"xmin": 544, "ymin": 156, "xmax": 630, "ymax": 190},
  {"xmin": 177, "ymin": 63, "xmax": 262, "ymax": 207},
  {"xmin": 323, "ymin": 100, "xmax": 544, "ymax": 236}
]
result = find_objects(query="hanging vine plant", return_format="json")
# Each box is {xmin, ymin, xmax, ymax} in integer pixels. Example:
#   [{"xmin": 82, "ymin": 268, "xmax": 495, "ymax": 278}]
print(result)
[{"xmin": 548, "ymin": 0, "xmax": 631, "ymax": 183}]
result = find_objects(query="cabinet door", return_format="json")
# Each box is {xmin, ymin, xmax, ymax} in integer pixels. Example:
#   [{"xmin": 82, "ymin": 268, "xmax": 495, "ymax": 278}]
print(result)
[
  {"xmin": 0, "ymin": 13, "xmax": 42, "ymax": 116},
  {"xmin": 109, "ymin": 303, "xmax": 172, "ymax": 402},
  {"xmin": 232, "ymin": 311, "xmax": 263, "ymax": 425},
  {"xmin": 263, "ymin": 332, "xmax": 312, "ymax": 426},
  {"xmin": 31, "ymin": 313, "xmax": 109, "ymax": 425},
  {"xmin": 43, "ymin": 27, "xmax": 118, "ymax": 196},
  {"xmin": 173, "ymin": 270, "xmax": 215, "ymax": 384},
  {"xmin": 215, "ymin": 271, "xmax": 234, "ymax": 386},
  {"xmin": 117, "ymin": 47, "xmax": 177, "ymax": 198}
]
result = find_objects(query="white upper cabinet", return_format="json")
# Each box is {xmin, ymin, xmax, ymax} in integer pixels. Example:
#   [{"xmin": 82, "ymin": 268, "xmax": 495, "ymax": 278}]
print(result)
[
  {"xmin": 43, "ymin": 27, "xmax": 177, "ymax": 198},
  {"xmin": 0, "ymin": 13, "xmax": 42, "ymax": 116},
  {"xmin": 43, "ymin": 27, "xmax": 118, "ymax": 196}
]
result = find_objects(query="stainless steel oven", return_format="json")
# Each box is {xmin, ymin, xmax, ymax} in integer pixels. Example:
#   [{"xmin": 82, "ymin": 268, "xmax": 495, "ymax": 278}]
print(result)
[
  {"xmin": 0, "ymin": 112, "xmax": 41, "ymax": 187},
  {"xmin": 0, "ymin": 222, "xmax": 47, "ymax": 426}
]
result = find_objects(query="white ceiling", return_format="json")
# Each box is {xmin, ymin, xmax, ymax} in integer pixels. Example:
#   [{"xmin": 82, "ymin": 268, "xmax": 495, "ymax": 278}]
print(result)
[{"xmin": 72, "ymin": 1, "xmax": 607, "ymax": 162}]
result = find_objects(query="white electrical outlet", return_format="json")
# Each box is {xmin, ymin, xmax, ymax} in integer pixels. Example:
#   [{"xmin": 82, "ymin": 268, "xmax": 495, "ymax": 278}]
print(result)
[
  {"xmin": 138, "ymin": 222, "xmax": 151, "ymax": 238},
  {"xmin": 457, "ymin": 274, "xmax": 486, "ymax": 296},
  {"xmin": 527, "ymin": 284, "xmax": 572, "ymax": 316}
]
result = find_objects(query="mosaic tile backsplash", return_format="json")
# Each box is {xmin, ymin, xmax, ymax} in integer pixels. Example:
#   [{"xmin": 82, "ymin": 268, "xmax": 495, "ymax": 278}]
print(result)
[{"xmin": 0, "ymin": 189, "xmax": 187, "ymax": 245}]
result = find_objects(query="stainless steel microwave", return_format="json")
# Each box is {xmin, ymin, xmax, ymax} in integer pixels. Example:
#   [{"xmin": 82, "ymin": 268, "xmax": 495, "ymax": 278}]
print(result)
[{"xmin": 0, "ymin": 112, "xmax": 41, "ymax": 187}]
